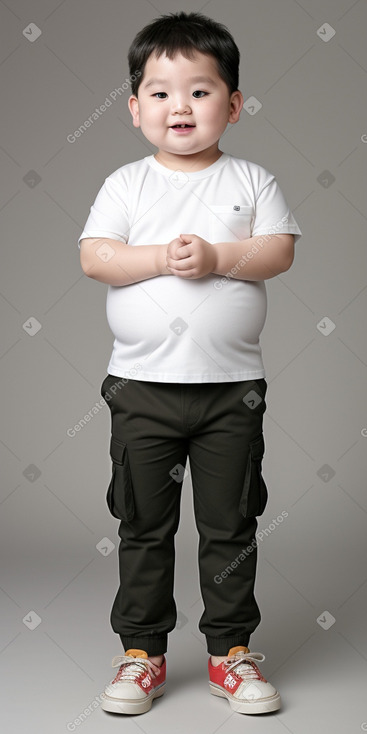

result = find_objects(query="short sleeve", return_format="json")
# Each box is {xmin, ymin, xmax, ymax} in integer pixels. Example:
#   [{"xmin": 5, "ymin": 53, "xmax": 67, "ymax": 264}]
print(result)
[
  {"xmin": 251, "ymin": 167, "xmax": 302, "ymax": 244},
  {"xmin": 77, "ymin": 173, "xmax": 129, "ymax": 249}
]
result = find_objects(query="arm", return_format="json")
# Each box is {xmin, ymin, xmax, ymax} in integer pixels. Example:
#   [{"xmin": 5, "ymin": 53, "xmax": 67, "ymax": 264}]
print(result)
[
  {"xmin": 166, "ymin": 233, "xmax": 294, "ymax": 281},
  {"xmin": 79, "ymin": 237, "xmax": 171, "ymax": 286},
  {"xmin": 212, "ymin": 233, "xmax": 295, "ymax": 280}
]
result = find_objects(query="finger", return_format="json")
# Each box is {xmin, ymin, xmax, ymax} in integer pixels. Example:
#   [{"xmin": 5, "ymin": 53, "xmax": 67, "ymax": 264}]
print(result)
[
  {"xmin": 179, "ymin": 233, "xmax": 193, "ymax": 244},
  {"xmin": 169, "ymin": 248, "xmax": 185, "ymax": 261},
  {"xmin": 168, "ymin": 238, "xmax": 183, "ymax": 254},
  {"xmin": 168, "ymin": 266, "xmax": 197, "ymax": 278},
  {"xmin": 175, "ymin": 244, "xmax": 191, "ymax": 259},
  {"xmin": 167, "ymin": 256, "xmax": 194, "ymax": 271}
]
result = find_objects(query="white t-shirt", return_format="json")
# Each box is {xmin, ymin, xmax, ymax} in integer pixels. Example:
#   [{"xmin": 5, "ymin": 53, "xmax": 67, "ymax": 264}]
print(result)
[{"xmin": 78, "ymin": 153, "xmax": 302, "ymax": 383}]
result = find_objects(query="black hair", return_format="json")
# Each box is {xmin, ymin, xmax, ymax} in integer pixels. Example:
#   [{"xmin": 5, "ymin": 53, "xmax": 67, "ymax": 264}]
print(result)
[{"xmin": 127, "ymin": 11, "xmax": 240, "ymax": 97}]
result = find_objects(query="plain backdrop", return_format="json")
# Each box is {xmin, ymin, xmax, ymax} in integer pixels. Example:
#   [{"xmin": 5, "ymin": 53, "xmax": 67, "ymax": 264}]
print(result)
[{"xmin": 1, "ymin": 1, "xmax": 366, "ymax": 732}]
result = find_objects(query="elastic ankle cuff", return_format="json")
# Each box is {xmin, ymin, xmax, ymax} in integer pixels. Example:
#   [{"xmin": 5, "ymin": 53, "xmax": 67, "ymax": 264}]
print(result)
[
  {"xmin": 206, "ymin": 635, "xmax": 250, "ymax": 656},
  {"xmin": 119, "ymin": 634, "xmax": 167, "ymax": 656}
]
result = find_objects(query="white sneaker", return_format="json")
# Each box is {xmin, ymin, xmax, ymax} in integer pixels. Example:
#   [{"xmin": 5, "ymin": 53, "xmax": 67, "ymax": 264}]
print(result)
[{"xmin": 101, "ymin": 648, "xmax": 166, "ymax": 715}]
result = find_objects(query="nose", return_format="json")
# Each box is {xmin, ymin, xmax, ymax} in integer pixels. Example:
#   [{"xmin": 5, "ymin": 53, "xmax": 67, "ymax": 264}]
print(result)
[{"xmin": 171, "ymin": 96, "xmax": 191, "ymax": 114}]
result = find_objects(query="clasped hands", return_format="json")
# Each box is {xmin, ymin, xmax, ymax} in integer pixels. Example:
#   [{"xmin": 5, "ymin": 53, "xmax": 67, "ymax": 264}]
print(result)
[{"xmin": 165, "ymin": 234, "xmax": 217, "ymax": 279}]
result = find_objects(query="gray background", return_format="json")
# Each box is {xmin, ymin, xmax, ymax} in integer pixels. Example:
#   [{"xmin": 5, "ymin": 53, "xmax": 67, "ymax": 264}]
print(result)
[{"xmin": 1, "ymin": 0, "xmax": 366, "ymax": 732}]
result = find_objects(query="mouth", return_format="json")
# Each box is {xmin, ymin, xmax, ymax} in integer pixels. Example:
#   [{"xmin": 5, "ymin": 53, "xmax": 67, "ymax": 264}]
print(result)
[{"xmin": 170, "ymin": 124, "xmax": 195, "ymax": 129}]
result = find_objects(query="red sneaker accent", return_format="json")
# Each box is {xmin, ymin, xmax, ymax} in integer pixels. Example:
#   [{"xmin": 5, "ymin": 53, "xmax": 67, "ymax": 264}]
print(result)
[
  {"xmin": 102, "ymin": 649, "xmax": 166, "ymax": 714},
  {"xmin": 208, "ymin": 646, "xmax": 281, "ymax": 715}
]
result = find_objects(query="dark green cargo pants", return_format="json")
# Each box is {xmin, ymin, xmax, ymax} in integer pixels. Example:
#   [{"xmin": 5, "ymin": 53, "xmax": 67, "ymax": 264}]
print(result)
[{"xmin": 100, "ymin": 375, "xmax": 269, "ymax": 656}]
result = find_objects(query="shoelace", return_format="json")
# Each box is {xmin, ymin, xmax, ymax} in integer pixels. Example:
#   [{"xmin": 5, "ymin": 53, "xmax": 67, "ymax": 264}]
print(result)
[
  {"xmin": 111, "ymin": 654, "xmax": 162, "ymax": 683},
  {"xmin": 222, "ymin": 650, "xmax": 266, "ymax": 681}
]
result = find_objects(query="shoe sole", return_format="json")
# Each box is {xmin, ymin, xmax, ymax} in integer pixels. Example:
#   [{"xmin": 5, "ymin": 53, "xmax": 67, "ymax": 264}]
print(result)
[
  {"xmin": 101, "ymin": 682, "xmax": 165, "ymax": 715},
  {"xmin": 209, "ymin": 683, "xmax": 281, "ymax": 714}
]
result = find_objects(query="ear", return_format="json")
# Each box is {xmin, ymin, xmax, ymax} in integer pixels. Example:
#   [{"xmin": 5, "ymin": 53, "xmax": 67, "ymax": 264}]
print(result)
[
  {"xmin": 128, "ymin": 95, "xmax": 140, "ymax": 128},
  {"xmin": 228, "ymin": 90, "xmax": 244, "ymax": 124}
]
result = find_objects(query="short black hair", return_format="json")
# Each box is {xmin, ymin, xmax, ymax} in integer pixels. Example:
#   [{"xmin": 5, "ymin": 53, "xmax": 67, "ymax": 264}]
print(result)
[{"xmin": 128, "ymin": 11, "xmax": 240, "ymax": 97}]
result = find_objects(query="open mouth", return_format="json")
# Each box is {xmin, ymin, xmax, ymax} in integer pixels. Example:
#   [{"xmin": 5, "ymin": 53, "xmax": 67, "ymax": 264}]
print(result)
[{"xmin": 170, "ymin": 124, "xmax": 195, "ymax": 128}]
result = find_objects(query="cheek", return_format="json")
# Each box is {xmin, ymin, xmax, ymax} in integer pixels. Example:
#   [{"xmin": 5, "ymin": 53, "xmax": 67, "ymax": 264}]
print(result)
[
  {"xmin": 202, "ymin": 104, "xmax": 228, "ymax": 126},
  {"xmin": 146, "ymin": 108, "xmax": 164, "ymax": 126}
]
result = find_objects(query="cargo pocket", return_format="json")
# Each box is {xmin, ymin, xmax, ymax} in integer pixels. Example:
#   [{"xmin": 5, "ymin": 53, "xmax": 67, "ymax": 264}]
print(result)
[
  {"xmin": 239, "ymin": 434, "xmax": 268, "ymax": 518},
  {"xmin": 106, "ymin": 435, "xmax": 135, "ymax": 522}
]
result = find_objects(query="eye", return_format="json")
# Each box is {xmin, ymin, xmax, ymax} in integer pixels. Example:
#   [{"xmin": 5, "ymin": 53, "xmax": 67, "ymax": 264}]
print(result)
[
  {"xmin": 153, "ymin": 92, "xmax": 167, "ymax": 99},
  {"xmin": 192, "ymin": 90, "xmax": 207, "ymax": 98}
]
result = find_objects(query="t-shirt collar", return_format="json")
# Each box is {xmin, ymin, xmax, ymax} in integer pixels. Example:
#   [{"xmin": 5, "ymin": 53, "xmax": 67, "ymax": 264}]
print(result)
[{"xmin": 146, "ymin": 152, "xmax": 230, "ymax": 180}]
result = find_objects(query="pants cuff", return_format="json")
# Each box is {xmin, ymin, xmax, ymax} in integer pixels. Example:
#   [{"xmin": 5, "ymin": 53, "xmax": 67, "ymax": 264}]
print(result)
[
  {"xmin": 119, "ymin": 634, "xmax": 167, "ymax": 656},
  {"xmin": 206, "ymin": 635, "xmax": 250, "ymax": 656}
]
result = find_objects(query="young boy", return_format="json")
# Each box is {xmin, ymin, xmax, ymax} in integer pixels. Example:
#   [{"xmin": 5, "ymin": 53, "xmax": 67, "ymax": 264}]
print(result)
[{"xmin": 78, "ymin": 11, "xmax": 302, "ymax": 716}]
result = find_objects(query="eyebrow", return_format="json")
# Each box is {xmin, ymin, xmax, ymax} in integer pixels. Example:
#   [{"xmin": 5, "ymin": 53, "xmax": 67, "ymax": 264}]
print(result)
[{"xmin": 143, "ymin": 76, "xmax": 217, "ymax": 89}]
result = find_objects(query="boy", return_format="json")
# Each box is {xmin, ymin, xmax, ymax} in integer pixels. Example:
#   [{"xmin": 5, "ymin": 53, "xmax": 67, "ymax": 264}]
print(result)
[{"xmin": 78, "ymin": 11, "xmax": 302, "ymax": 716}]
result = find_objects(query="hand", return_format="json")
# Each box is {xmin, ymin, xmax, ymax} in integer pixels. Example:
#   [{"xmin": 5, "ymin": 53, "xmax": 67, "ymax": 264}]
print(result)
[
  {"xmin": 166, "ymin": 234, "xmax": 217, "ymax": 279},
  {"xmin": 159, "ymin": 242, "xmax": 175, "ymax": 274}
]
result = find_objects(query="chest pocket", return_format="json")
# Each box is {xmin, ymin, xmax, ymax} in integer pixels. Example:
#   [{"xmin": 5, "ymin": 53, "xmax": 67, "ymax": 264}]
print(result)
[{"xmin": 207, "ymin": 205, "xmax": 254, "ymax": 242}]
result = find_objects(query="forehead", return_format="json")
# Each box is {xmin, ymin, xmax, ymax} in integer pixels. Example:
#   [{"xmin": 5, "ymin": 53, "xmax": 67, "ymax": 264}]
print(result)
[{"xmin": 141, "ymin": 50, "xmax": 223, "ymax": 84}]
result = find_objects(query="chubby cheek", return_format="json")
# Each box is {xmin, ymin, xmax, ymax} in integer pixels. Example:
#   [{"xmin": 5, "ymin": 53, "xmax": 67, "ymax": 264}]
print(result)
[
  {"xmin": 149, "ymin": 112, "xmax": 166, "ymax": 131},
  {"xmin": 213, "ymin": 105, "xmax": 229, "ymax": 125},
  {"xmin": 139, "ymin": 112, "xmax": 162, "ymax": 135}
]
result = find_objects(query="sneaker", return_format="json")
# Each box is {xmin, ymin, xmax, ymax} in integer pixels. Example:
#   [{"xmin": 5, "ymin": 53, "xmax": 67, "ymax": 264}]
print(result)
[
  {"xmin": 208, "ymin": 645, "xmax": 281, "ymax": 714},
  {"xmin": 101, "ymin": 648, "xmax": 166, "ymax": 715}
]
